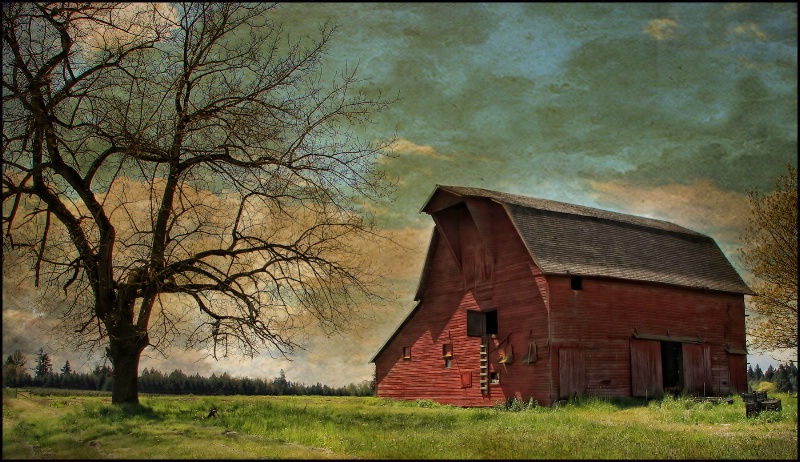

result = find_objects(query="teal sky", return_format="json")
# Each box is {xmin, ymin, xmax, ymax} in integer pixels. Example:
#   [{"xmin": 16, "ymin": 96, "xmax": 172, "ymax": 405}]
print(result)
[{"xmin": 3, "ymin": 3, "xmax": 796, "ymax": 386}]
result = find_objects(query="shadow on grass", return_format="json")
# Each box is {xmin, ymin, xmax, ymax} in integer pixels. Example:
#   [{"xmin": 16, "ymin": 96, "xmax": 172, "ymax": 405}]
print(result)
[
  {"xmin": 83, "ymin": 402, "xmax": 163, "ymax": 422},
  {"xmin": 553, "ymin": 395, "xmax": 653, "ymax": 410}
]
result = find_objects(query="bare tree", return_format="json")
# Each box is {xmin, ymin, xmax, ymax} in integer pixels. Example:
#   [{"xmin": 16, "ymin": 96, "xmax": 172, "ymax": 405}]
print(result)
[
  {"xmin": 738, "ymin": 164, "xmax": 797, "ymax": 354},
  {"xmin": 3, "ymin": 3, "xmax": 396, "ymax": 404}
]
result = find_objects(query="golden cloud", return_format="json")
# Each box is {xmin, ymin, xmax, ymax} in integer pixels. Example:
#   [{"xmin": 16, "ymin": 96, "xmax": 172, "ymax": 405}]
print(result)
[
  {"xmin": 733, "ymin": 23, "xmax": 768, "ymax": 41},
  {"xmin": 367, "ymin": 227, "xmax": 430, "ymax": 281},
  {"xmin": 4, "ymin": 169, "xmax": 420, "ymax": 368},
  {"xmin": 71, "ymin": 3, "xmax": 178, "ymax": 57},
  {"xmin": 382, "ymin": 138, "xmax": 452, "ymax": 162},
  {"xmin": 588, "ymin": 178, "xmax": 750, "ymax": 245},
  {"xmin": 644, "ymin": 18, "xmax": 679, "ymax": 41}
]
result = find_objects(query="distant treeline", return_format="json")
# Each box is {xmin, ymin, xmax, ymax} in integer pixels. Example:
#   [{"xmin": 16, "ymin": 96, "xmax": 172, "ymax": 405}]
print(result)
[
  {"xmin": 3, "ymin": 348, "xmax": 374, "ymax": 396},
  {"xmin": 5, "ymin": 348, "xmax": 796, "ymax": 397},
  {"xmin": 747, "ymin": 362, "xmax": 798, "ymax": 394}
]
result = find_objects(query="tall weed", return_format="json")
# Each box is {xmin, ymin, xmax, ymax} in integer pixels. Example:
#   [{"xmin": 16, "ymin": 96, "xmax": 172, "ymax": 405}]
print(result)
[{"xmin": 3, "ymin": 392, "xmax": 797, "ymax": 459}]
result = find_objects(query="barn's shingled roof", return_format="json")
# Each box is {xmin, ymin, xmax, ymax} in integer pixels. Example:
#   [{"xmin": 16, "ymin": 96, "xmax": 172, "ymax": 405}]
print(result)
[
  {"xmin": 424, "ymin": 185, "xmax": 754, "ymax": 296},
  {"xmin": 369, "ymin": 185, "xmax": 753, "ymax": 364}
]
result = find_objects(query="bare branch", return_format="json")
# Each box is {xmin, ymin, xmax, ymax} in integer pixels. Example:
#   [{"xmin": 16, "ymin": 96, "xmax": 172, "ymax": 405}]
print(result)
[{"xmin": 3, "ymin": 2, "xmax": 397, "ymax": 403}]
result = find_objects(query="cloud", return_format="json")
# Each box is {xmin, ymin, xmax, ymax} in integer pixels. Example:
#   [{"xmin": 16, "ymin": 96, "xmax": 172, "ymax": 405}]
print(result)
[
  {"xmin": 384, "ymin": 138, "xmax": 452, "ymax": 162},
  {"xmin": 68, "ymin": 3, "xmax": 177, "ymax": 59},
  {"xmin": 2, "ymin": 171, "xmax": 429, "ymax": 386},
  {"xmin": 644, "ymin": 18, "xmax": 679, "ymax": 41},
  {"xmin": 2, "ymin": 285, "xmax": 105, "ymax": 373},
  {"xmin": 733, "ymin": 22, "xmax": 768, "ymax": 41},
  {"xmin": 588, "ymin": 178, "xmax": 750, "ymax": 251},
  {"xmin": 367, "ymin": 227, "xmax": 430, "ymax": 281}
]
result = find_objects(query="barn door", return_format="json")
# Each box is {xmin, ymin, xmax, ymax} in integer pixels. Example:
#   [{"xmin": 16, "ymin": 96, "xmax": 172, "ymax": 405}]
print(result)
[
  {"xmin": 682, "ymin": 343, "xmax": 711, "ymax": 395},
  {"xmin": 727, "ymin": 354, "xmax": 747, "ymax": 395},
  {"xmin": 630, "ymin": 338, "xmax": 663, "ymax": 397},
  {"xmin": 559, "ymin": 348, "xmax": 585, "ymax": 399}
]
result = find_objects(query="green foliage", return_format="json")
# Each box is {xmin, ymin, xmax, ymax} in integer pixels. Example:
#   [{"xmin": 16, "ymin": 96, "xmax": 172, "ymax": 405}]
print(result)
[
  {"xmin": 59, "ymin": 361, "xmax": 72, "ymax": 376},
  {"xmin": 739, "ymin": 164, "xmax": 798, "ymax": 351},
  {"xmin": 756, "ymin": 381, "xmax": 777, "ymax": 393},
  {"xmin": 6, "ymin": 347, "xmax": 373, "ymax": 397},
  {"xmin": 32, "ymin": 349, "xmax": 53, "ymax": 382},
  {"xmin": 2, "ymin": 350, "xmax": 32, "ymax": 388},
  {"xmin": 413, "ymin": 399, "xmax": 436, "ymax": 408},
  {"xmin": 493, "ymin": 396, "xmax": 540, "ymax": 412},
  {"xmin": 751, "ymin": 410, "xmax": 787, "ymax": 423},
  {"xmin": 138, "ymin": 367, "xmax": 374, "ymax": 397},
  {"xmin": 3, "ymin": 393, "xmax": 797, "ymax": 459}
]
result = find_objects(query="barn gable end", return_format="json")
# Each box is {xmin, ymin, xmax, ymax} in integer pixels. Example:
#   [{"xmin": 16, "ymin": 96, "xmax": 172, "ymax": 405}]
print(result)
[{"xmin": 372, "ymin": 185, "xmax": 751, "ymax": 406}]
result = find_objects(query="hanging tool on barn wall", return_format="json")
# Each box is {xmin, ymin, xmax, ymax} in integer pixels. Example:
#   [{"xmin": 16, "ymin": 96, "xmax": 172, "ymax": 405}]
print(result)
[
  {"xmin": 522, "ymin": 330, "xmax": 538, "ymax": 364},
  {"xmin": 491, "ymin": 333, "xmax": 513, "ymax": 364}
]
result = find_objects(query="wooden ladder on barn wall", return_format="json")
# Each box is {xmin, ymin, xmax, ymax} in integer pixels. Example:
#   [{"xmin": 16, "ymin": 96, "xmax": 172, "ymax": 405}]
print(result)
[{"xmin": 479, "ymin": 338, "xmax": 488, "ymax": 394}]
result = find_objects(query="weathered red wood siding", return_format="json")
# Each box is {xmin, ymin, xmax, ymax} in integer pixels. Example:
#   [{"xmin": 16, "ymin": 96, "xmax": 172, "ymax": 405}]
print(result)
[
  {"xmin": 683, "ymin": 343, "xmax": 712, "ymax": 395},
  {"xmin": 375, "ymin": 198, "xmax": 552, "ymax": 406},
  {"xmin": 722, "ymin": 300, "xmax": 748, "ymax": 395},
  {"xmin": 547, "ymin": 275, "xmax": 747, "ymax": 401},
  {"xmin": 630, "ymin": 338, "xmax": 663, "ymax": 397},
  {"xmin": 375, "ymin": 197, "xmax": 748, "ymax": 406},
  {"xmin": 558, "ymin": 348, "xmax": 585, "ymax": 398},
  {"xmin": 727, "ymin": 354, "xmax": 747, "ymax": 394}
]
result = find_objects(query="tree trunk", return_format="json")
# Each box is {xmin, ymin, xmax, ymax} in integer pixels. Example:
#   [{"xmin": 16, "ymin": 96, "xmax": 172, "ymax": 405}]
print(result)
[{"xmin": 107, "ymin": 331, "xmax": 148, "ymax": 405}]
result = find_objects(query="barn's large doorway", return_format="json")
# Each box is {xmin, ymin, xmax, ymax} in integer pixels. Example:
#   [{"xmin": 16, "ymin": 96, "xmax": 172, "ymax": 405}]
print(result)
[
  {"xmin": 660, "ymin": 341, "xmax": 683, "ymax": 392},
  {"xmin": 631, "ymin": 338, "xmax": 712, "ymax": 397}
]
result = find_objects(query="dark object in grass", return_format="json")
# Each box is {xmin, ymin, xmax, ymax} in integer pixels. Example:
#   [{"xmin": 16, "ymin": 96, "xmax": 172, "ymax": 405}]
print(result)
[
  {"xmin": 693, "ymin": 397, "xmax": 734, "ymax": 405},
  {"xmin": 741, "ymin": 391, "xmax": 782, "ymax": 418},
  {"xmin": 207, "ymin": 408, "xmax": 218, "ymax": 419}
]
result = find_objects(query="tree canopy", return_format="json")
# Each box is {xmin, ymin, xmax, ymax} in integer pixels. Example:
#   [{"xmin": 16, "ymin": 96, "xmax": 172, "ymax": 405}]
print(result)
[
  {"xmin": 738, "ymin": 164, "xmax": 797, "ymax": 354},
  {"xmin": 3, "ymin": 2, "xmax": 396, "ymax": 404}
]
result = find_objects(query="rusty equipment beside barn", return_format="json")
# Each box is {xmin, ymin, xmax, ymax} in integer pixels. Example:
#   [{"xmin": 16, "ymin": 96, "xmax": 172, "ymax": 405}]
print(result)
[{"xmin": 741, "ymin": 391, "xmax": 782, "ymax": 418}]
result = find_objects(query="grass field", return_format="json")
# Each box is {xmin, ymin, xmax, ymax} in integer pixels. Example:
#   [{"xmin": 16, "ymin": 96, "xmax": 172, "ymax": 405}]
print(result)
[{"xmin": 2, "ymin": 389, "xmax": 797, "ymax": 459}]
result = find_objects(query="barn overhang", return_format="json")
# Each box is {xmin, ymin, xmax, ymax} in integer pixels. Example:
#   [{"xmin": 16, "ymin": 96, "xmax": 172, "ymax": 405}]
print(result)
[{"xmin": 632, "ymin": 328, "xmax": 703, "ymax": 344}]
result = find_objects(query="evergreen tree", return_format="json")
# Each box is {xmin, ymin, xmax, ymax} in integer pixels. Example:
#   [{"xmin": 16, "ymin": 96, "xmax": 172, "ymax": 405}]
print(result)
[
  {"xmin": 747, "ymin": 364, "xmax": 755, "ymax": 381},
  {"xmin": 32, "ymin": 348, "xmax": 53, "ymax": 380},
  {"xmin": 764, "ymin": 364, "xmax": 775, "ymax": 381},
  {"xmin": 274, "ymin": 369, "xmax": 288, "ymax": 395},
  {"xmin": 755, "ymin": 364, "xmax": 764, "ymax": 380},
  {"xmin": 774, "ymin": 364, "xmax": 791, "ymax": 392},
  {"xmin": 60, "ymin": 360, "xmax": 72, "ymax": 376}
]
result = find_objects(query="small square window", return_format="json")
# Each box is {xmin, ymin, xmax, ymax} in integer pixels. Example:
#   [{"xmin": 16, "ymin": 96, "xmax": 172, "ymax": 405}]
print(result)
[
  {"xmin": 444, "ymin": 358, "xmax": 453, "ymax": 368},
  {"xmin": 571, "ymin": 276, "xmax": 583, "ymax": 290},
  {"xmin": 442, "ymin": 343, "xmax": 453, "ymax": 358},
  {"xmin": 402, "ymin": 346, "xmax": 411, "ymax": 360},
  {"xmin": 490, "ymin": 371, "xmax": 500, "ymax": 384}
]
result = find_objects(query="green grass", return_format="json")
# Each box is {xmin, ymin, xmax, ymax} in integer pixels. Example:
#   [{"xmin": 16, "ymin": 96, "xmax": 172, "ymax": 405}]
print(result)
[{"xmin": 3, "ymin": 391, "xmax": 797, "ymax": 459}]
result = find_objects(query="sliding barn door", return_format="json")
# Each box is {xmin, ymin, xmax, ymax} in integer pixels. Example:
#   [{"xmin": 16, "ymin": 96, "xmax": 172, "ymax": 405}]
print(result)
[
  {"xmin": 630, "ymin": 338, "xmax": 663, "ymax": 397},
  {"xmin": 727, "ymin": 354, "xmax": 747, "ymax": 395},
  {"xmin": 559, "ymin": 348, "xmax": 585, "ymax": 399},
  {"xmin": 682, "ymin": 343, "xmax": 711, "ymax": 395}
]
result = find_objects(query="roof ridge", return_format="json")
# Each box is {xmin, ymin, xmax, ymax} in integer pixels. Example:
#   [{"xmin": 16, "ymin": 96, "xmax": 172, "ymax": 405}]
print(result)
[{"xmin": 436, "ymin": 184, "xmax": 704, "ymax": 237}]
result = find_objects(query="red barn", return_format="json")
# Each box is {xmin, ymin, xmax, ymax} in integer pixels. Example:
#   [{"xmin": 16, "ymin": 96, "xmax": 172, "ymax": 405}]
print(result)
[{"xmin": 371, "ymin": 185, "xmax": 752, "ymax": 406}]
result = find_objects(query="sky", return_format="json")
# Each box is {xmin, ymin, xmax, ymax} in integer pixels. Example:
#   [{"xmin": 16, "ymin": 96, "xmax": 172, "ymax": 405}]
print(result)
[{"xmin": 2, "ymin": 3, "xmax": 797, "ymax": 386}]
